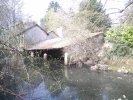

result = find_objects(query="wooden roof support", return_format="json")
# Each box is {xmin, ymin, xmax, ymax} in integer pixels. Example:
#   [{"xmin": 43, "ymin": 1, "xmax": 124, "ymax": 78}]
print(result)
[{"xmin": 64, "ymin": 52, "xmax": 68, "ymax": 65}]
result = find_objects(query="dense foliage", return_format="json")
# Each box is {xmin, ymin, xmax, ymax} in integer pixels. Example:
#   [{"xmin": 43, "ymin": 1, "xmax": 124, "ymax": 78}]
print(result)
[
  {"xmin": 42, "ymin": 0, "xmax": 106, "ymax": 63},
  {"xmin": 43, "ymin": 0, "xmax": 111, "ymax": 33},
  {"xmin": 77, "ymin": 0, "xmax": 111, "ymax": 32},
  {"xmin": 106, "ymin": 26, "xmax": 133, "ymax": 56},
  {"xmin": 48, "ymin": 1, "xmax": 60, "ymax": 12},
  {"xmin": 44, "ymin": 9, "xmax": 65, "ymax": 32},
  {"xmin": 75, "ymin": 10, "xmax": 110, "ymax": 32},
  {"xmin": 79, "ymin": 0, "xmax": 103, "ymax": 12}
]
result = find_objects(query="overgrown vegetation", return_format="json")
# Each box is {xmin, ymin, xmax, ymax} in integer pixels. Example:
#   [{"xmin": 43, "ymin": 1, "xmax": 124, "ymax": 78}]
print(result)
[
  {"xmin": 42, "ymin": 0, "xmax": 109, "ymax": 64},
  {"xmin": 43, "ymin": 0, "xmax": 111, "ymax": 32},
  {"xmin": 103, "ymin": 0, "xmax": 133, "ymax": 72},
  {"xmin": 106, "ymin": 25, "xmax": 133, "ymax": 56},
  {"xmin": 1, "ymin": 0, "xmax": 133, "ymax": 99},
  {"xmin": 78, "ymin": 0, "xmax": 111, "ymax": 32}
]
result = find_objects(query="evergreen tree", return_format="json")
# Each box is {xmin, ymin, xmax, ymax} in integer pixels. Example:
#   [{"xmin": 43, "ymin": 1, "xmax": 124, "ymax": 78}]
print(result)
[
  {"xmin": 80, "ymin": 0, "xmax": 103, "ymax": 12},
  {"xmin": 48, "ymin": 1, "xmax": 60, "ymax": 12},
  {"xmin": 77, "ymin": 0, "xmax": 111, "ymax": 32}
]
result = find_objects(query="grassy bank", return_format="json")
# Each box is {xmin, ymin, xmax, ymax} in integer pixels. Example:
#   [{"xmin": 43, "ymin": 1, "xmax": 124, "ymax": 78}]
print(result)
[{"xmin": 104, "ymin": 56, "xmax": 133, "ymax": 73}]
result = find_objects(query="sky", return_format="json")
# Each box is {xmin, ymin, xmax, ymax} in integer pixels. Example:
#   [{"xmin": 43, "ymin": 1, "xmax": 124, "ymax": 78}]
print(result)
[
  {"xmin": 23, "ymin": 0, "xmax": 127, "ymax": 24},
  {"xmin": 23, "ymin": 0, "xmax": 82, "ymax": 23}
]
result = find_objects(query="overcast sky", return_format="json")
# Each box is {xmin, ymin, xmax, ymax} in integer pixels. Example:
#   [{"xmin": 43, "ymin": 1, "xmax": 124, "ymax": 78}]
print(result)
[{"xmin": 23, "ymin": 0, "xmax": 127, "ymax": 24}]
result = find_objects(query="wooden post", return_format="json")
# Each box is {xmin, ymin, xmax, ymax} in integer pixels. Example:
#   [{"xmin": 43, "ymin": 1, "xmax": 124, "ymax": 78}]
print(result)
[
  {"xmin": 64, "ymin": 52, "xmax": 68, "ymax": 65},
  {"xmin": 30, "ymin": 51, "xmax": 34, "ymax": 63},
  {"xmin": 64, "ymin": 52, "xmax": 69, "ymax": 79},
  {"xmin": 43, "ymin": 53, "xmax": 47, "ymax": 60},
  {"xmin": 37, "ymin": 51, "xmax": 39, "ymax": 57},
  {"xmin": 30, "ymin": 51, "xmax": 34, "ymax": 57}
]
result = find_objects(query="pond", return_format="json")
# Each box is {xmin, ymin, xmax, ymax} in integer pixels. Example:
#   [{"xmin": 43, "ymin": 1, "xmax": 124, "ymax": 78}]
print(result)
[{"xmin": 1, "ymin": 67, "xmax": 133, "ymax": 100}]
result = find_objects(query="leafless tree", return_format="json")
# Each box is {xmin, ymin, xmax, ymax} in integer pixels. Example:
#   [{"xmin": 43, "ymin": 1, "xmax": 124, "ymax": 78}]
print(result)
[{"xmin": 0, "ymin": 0, "xmax": 23, "ymax": 29}]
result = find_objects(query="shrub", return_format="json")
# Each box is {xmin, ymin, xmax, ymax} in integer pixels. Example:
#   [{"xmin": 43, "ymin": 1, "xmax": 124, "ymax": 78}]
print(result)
[
  {"xmin": 106, "ymin": 25, "xmax": 133, "ymax": 56},
  {"xmin": 110, "ymin": 44, "xmax": 130, "ymax": 56}
]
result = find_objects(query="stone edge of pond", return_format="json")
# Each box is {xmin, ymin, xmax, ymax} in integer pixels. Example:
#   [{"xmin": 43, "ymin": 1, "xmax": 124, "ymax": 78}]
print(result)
[{"xmin": 83, "ymin": 63, "xmax": 133, "ymax": 74}]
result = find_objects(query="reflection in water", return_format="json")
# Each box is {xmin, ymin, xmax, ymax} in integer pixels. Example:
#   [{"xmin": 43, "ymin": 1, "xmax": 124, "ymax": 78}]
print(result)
[
  {"xmin": 24, "ymin": 67, "xmax": 133, "ymax": 100},
  {"xmin": 26, "ymin": 82, "xmax": 79, "ymax": 100},
  {"xmin": 1, "ymin": 66, "xmax": 133, "ymax": 100},
  {"xmin": 66, "ymin": 68, "xmax": 133, "ymax": 100}
]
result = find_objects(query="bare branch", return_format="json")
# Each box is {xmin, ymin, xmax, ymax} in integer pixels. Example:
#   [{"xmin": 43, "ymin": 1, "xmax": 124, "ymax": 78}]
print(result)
[
  {"xmin": 0, "ymin": 40, "xmax": 22, "ymax": 54},
  {"xmin": 102, "ymin": 0, "xmax": 108, "ymax": 9},
  {"xmin": 106, "ymin": 1, "xmax": 133, "ymax": 15},
  {"xmin": 105, "ymin": 8, "xmax": 121, "ymax": 11}
]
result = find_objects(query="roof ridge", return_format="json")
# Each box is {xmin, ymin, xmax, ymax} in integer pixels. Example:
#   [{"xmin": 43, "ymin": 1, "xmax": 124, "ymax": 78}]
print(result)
[
  {"xmin": 18, "ymin": 24, "xmax": 48, "ymax": 36},
  {"xmin": 48, "ymin": 31, "xmax": 59, "ymax": 37}
]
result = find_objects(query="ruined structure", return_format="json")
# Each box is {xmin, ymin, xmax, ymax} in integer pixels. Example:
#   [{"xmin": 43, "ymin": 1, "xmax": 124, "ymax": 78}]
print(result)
[{"xmin": 18, "ymin": 24, "xmax": 103, "ymax": 65}]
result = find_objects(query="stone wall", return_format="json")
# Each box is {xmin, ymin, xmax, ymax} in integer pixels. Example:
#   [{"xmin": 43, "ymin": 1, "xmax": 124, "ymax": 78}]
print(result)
[{"xmin": 64, "ymin": 33, "xmax": 104, "ymax": 64}]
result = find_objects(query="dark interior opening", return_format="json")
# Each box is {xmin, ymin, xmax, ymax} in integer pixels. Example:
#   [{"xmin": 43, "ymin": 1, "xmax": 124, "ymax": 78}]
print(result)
[
  {"xmin": 24, "ymin": 48, "xmax": 64, "ymax": 60},
  {"xmin": 46, "ymin": 49, "xmax": 63, "ymax": 60}
]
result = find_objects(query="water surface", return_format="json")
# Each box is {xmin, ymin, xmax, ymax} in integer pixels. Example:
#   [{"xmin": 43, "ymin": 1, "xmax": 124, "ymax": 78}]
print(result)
[{"xmin": 24, "ymin": 67, "xmax": 133, "ymax": 100}]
